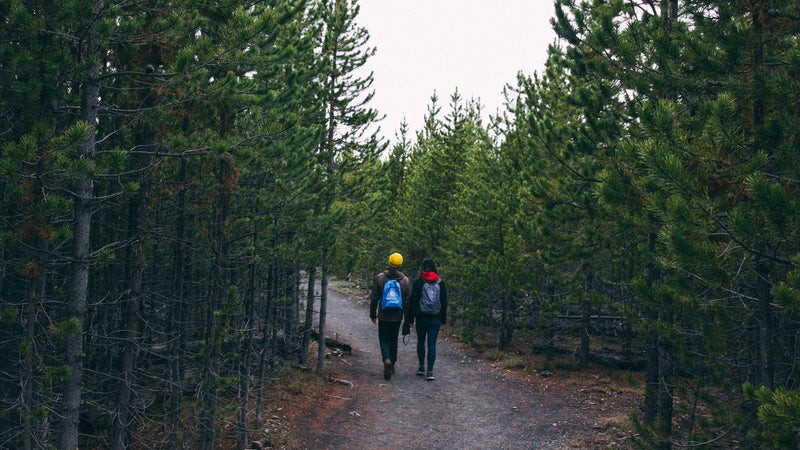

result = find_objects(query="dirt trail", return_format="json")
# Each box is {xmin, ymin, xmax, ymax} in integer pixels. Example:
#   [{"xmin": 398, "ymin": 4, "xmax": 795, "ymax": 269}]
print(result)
[{"xmin": 290, "ymin": 284, "xmax": 635, "ymax": 449}]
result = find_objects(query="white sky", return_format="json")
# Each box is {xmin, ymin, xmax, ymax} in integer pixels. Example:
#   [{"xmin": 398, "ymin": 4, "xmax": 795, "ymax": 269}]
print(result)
[{"xmin": 355, "ymin": 1, "xmax": 559, "ymax": 141}]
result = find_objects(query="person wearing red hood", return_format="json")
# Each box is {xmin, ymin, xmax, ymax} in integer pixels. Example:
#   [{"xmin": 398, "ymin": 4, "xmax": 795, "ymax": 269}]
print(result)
[{"xmin": 405, "ymin": 258, "xmax": 448, "ymax": 380}]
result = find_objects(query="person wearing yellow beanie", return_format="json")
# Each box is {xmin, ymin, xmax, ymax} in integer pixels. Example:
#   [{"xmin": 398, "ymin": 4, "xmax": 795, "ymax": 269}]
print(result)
[
  {"xmin": 369, "ymin": 252, "xmax": 411, "ymax": 380},
  {"xmin": 388, "ymin": 252, "xmax": 403, "ymax": 268}
]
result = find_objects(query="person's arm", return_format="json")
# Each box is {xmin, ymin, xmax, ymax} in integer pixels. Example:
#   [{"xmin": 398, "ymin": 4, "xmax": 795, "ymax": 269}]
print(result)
[
  {"xmin": 439, "ymin": 281, "xmax": 448, "ymax": 325},
  {"xmin": 406, "ymin": 278, "xmax": 420, "ymax": 324},
  {"xmin": 399, "ymin": 277, "xmax": 413, "ymax": 335},
  {"xmin": 369, "ymin": 274, "xmax": 382, "ymax": 322}
]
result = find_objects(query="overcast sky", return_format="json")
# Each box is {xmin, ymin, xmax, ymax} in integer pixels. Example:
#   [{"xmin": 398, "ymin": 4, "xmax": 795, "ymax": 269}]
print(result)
[{"xmin": 355, "ymin": 1, "xmax": 559, "ymax": 141}]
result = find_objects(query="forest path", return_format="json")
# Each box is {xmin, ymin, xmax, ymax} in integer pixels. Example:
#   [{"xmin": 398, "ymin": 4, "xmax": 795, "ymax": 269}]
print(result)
[{"xmin": 289, "ymin": 282, "xmax": 634, "ymax": 449}]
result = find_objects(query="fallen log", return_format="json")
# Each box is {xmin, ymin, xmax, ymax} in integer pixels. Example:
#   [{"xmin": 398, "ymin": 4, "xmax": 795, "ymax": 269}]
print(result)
[{"xmin": 310, "ymin": 329, "xmax": 352, "ymax": 353}]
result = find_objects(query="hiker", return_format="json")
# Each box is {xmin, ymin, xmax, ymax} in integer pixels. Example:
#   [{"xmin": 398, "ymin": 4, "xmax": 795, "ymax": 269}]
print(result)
[
  {"xmin": 405, "ymin": 257, "xmax": 447, "ymax": 381},
  {"xmin": 369, "ymin": 252, "xmax": 411, "ymax": 380}
]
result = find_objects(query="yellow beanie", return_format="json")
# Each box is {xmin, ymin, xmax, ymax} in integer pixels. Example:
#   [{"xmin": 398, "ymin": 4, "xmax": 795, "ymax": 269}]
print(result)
[{"xmin": 388, "ymin": 252, "xmax": 403, "ymax": 268}]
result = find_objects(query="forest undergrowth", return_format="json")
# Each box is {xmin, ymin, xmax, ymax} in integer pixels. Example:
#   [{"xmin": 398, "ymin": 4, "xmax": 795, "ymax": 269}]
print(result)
[
  {"xmin": 207, "ymin": 281, "xmax": 752, "ymax": 449},
  {"xmin": 213, "ymin": 282, "xmax": 646, "ymax": 449}
]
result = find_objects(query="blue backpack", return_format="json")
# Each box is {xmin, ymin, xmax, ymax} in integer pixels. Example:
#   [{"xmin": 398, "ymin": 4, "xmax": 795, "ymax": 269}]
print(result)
[{"xmin": 381, "ymin": 278, "xmax": 403, "ymax": 310}]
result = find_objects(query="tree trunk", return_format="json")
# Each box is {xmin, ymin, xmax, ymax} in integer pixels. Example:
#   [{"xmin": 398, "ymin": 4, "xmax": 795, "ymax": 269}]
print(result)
[
  {"xmin": 291, "ymin": 266, "xmax": 302, "ymax": 358},
  {"xmin": 22, "ymin": 274, "xmax": 43, "ymax": 450},
  {"xmin": 198, "ymin": 296, "xmax": 221, "ymax": 450},
  {"xmin": 657, "ymin": 341, "xmax": 674, "ymax": 450},
  {"xmin": 622, "ymin": 322, "xmax": 633, "ymax": 366},
  {"xmin": 661, "ymin": 0, "xmax": 677, "ymax": 36},
  {"xmin": 579, "ymin": 298, "xmax": 591, "ymax": 367},
  {"xmin": 198, "ymin": 156, "xmax": 234, "ymax": 450},
  {"xmin": 268, "ymin": 262, "xmax": 279, "ymax": 371},
  {"xmin": 255, "ymin": 259, "xmax": 280, "ymax": 427},
  {"xmin": 643, "ymin": 233, "xmax": 660, "ymax": 426},
  {"xmin": 644, "ymin": 334, "xmax": 660, "ymax": 424},
  {"xmin": 757, "ymin": 264, "xmax": 775, "ymax": 389},
  {"xmin": 544, "ymin": 327, "xmax": 556, "ymax": 359},
  {"xmin": 112, "ymin": 152, "xmax": 152, "ymax": 450},
  {"xmin": 60, "ymin": 138, "xmax": 92, "ymax": 450},
  {"xmin": 578, "ymin": 270, "xmax": 594, "ymax": 367},
  {"xmin": 237, "ymin": 257, "xmax": 257, "ymax": 449},
  {"xmin": 300, "ymin": 268, "xmax": 316, "ymax": 365},
  {"xmin": 254, "ymin": 289, "xmax": 271, "ymax": 429},
  {"xmin": 167, "ymin": 158, "xmax": 188, "ymax": 448},
  {"xmin": 316, "ymin": 253, "xmax": 329, "ymax": 372},
  {"xmin": 498, "ymin": 293, "xmax": 514, "ymax": 350},
  {"xmin": 60, "ymin": 61, "xmax": 99, "ymax": 450},
  {"xmin": 750, "ymin": 3, "xmax": 775, "ymax": 392}
]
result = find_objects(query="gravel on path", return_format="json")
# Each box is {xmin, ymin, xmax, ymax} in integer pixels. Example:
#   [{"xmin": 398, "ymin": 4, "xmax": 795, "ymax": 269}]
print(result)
[{"xmin": 291, "ymin": 284, "xmax": 621, "ymax": 450}]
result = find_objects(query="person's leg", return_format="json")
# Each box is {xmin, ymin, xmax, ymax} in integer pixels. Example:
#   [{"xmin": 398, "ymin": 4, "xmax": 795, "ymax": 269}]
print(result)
[
  {"xmin": 386, "ymin": 320, "xmax": 401, "ymax": 365},
  {"xmin": 426, "ymin": 319, "xmax": 441, "ymax": 372},
  {"xmin": 377, "ymin": 320, "xmax": 392, "ymax": 362},
  {"xmin": 415, "ymin": 320, "xmax": 429, "ymax": 370},
  {"xmin": 378, "ymin": 320, "xmax": 401, "ymax": 379}
]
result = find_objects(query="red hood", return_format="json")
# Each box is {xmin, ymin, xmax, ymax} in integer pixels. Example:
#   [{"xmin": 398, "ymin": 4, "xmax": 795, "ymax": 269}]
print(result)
[{"xmin": 421, "ymin": 271, "xmax": 440, "ymax": 282}]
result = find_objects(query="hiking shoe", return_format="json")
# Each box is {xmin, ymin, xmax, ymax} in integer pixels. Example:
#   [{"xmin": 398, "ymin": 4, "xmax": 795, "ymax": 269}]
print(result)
[
  {"xmin": 383, "ymin": 359, "xmax": 392, "ymax": 380},
  {"xmin": 426, "ymin": 371, "xmax": 435, "ymax": 381},
  {"xmin": 416, "ymin": 367, "xmax": 425, "ymax": 376}
]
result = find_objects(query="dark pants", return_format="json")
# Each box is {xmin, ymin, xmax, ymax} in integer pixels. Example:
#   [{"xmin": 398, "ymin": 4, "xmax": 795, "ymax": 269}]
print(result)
[
  {"xmin": 378, "ymin": 320, "xmax": 401, "ymax": 364},
  {"xmin": 415, "ymin": 316, "xmax": 441, "ymax": 371}
]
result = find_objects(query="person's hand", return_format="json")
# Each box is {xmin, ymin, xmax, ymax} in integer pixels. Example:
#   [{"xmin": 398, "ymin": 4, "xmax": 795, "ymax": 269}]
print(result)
[
  {"xmin": 402, "ymin": 323, "xmax": 410, "ymax": 335},
  {"xmin": 371, "ymin": 317, "xmax": 377, "ymax": 324}
]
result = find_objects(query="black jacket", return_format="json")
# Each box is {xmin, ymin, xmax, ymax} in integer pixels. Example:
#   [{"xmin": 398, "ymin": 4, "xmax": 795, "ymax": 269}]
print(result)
[{"xmin": 408, "ymin": 276, "xmax": 447, "ymax": 325}]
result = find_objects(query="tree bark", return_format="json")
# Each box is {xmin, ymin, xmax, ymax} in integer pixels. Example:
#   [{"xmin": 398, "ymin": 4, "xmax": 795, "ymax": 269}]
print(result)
[
  {"xmin": 579, "ymin": 297, "xmax": 591, "ymax": 367},
  {"xmin": 198, "ymin": 156, "xmax": 234, "ymax": 450},
  {"xmin": 291, "ymin": 266, "xmax": 302, "ymax": 357},
  {"xmin": 300, "ymin": 268, "xmax": 316, "ymax": 366},
  {"xmin": 498, "ymin": 293, "xmax": 514, "ymax": 350},
  {"xmin": 167, "ymin": 158, "xmax": 188, "ymax": 448},
  {"xmin": 60, "ymin": 60, "xmax": 99, "ymax": 450},
  {"xmin": 751, "ymin": 3, "xmax": 775, "ymax": 392},
  {"xmin": 643, "ymin": 233, "xmax": 660, "ymax": 426},
  {"xmin": 22, "ymin": 274, "xmax": 43, "ymax": 450},
  {"xmin": 237, "ymin": 254, "xmax": 257, "ymax": 449},
  {"xmin": 757, "ymin": 264, "xmax": 775, "ymax": 389},
  {"xmin": 644, "ymin": 335, "xmax": 660, "ymax": 424},
  {"xmin": 657, "ymin": 341, "xmax": 674, "ymax": 450},
  {"xmin": 316, "ymin": 253, "xmax": 329, "ymax": 372},
  {"xmin": 112, "ymin": 128, "xmax": 153, "ymax": 450},
  {"xmin": 578, "ymin": 270, "xmax": 593, "ymax": 367}
]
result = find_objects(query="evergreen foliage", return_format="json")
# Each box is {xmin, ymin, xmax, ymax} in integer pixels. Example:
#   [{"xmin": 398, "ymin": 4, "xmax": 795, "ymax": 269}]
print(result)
[
  {"xmin": 0, "ymin": 0, "xmax": 374, "ymax": 447},
  {"xmin": 2, "ymin": 0, "xmax": 800, "ymax": 448}
]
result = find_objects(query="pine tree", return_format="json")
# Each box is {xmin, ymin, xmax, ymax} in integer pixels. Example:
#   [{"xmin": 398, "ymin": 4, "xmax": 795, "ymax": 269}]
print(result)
[
  {"xmin": 399, "ymin": 91, "xmax": 484, "ymax": 263},
  {"xmin": 305, "ymin": 0, "xmax": 383, "ymax": 372},
  {"xmin": 551, "ymin": 0, "xmax": 800, "ymax": 446},
  {"xmin": 446, "ymin": 116, "xmax": 520, "ymax": 348},
  {"xmin": 1, "ymin": 0, "xmax": 325, "ymax": 447}
]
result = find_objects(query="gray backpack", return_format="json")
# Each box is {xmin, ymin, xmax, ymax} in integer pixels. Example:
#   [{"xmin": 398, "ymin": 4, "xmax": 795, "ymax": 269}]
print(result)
[{"xmin": 419, "ymin": 280, "xmax": 441, "ymax": 314}]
